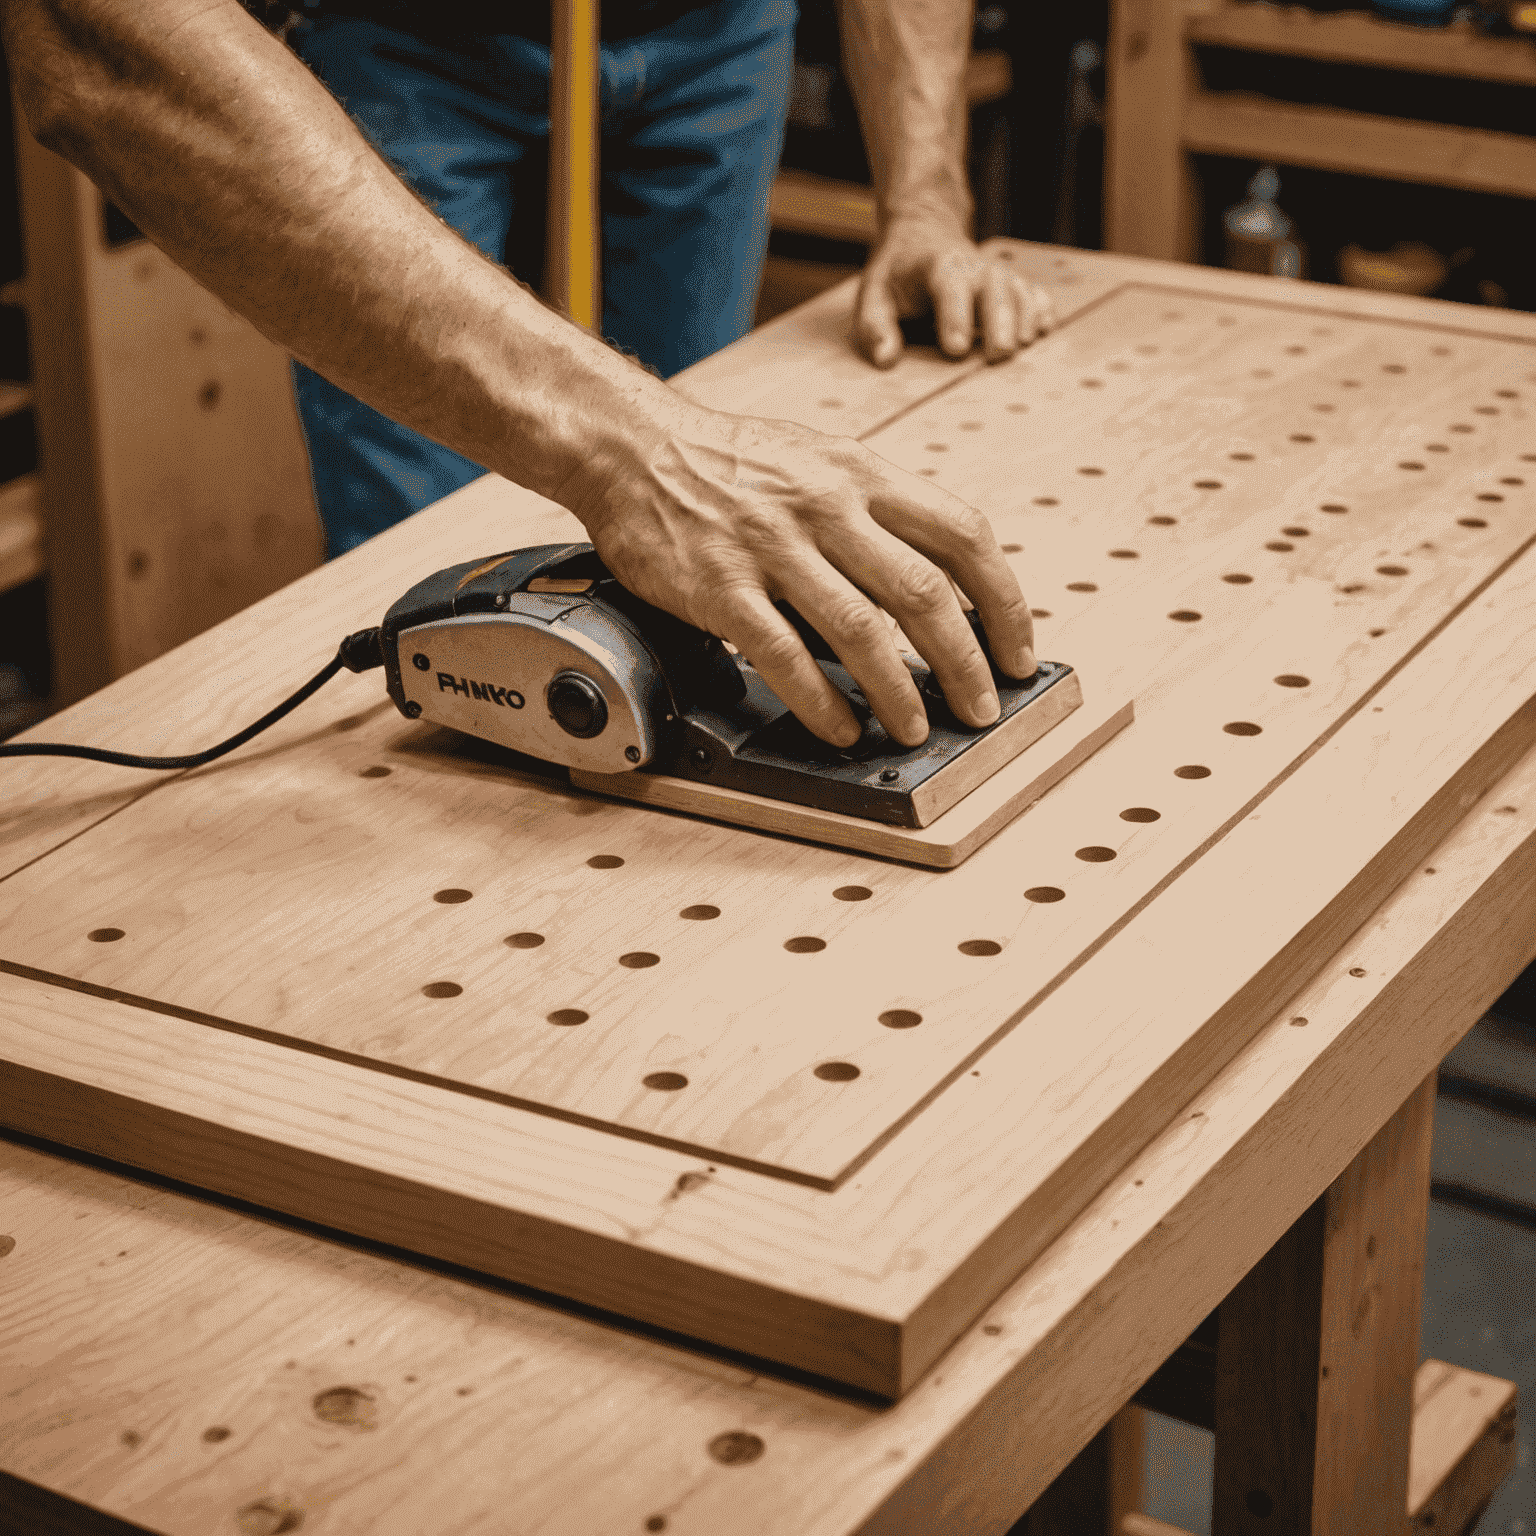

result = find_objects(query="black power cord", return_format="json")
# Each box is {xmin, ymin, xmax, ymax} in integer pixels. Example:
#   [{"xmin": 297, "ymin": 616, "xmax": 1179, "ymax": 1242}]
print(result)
[{"xmin": 0, "ymin": 628, "xmax": 385, "ymax": 771}]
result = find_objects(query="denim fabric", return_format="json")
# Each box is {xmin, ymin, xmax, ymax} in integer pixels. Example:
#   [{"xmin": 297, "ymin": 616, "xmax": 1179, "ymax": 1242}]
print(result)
[{"xmin": 289, "ymin": 0, "xmax": 794, "ymax": 555}]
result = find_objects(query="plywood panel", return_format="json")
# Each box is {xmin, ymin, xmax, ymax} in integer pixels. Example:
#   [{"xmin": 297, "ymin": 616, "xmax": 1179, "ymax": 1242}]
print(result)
[{"xmin": 6, "ymin": 272, "xmax": 1536, "ymax": 1396}]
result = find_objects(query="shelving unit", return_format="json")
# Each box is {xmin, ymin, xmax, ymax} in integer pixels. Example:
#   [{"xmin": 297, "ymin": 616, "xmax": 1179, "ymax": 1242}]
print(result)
[{"xmin": 1106, "ymin": 0, "xmax": 1536, "ymax": 261}]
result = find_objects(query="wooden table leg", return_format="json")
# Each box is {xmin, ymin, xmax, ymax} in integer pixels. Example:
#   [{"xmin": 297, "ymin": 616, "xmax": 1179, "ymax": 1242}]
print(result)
[{"xmin": 1212, "ymin": 1073, "xmax": 1436, "ymax": 1535}]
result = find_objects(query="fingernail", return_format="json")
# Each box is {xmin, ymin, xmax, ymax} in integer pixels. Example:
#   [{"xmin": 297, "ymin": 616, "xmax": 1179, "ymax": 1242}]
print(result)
[
  {"xmin": 972, "ymin": 689, "xmax": 1000, "ymax": 725},
  {"xmin": 833, "ymin": 721, "xmax": 861, "ymax": 748},
  {"xmin": 947, "ymin": 330, "xmax": 969, "ymax": 352},
  {"xmin": 1016, "ymin": 647, "xmax": 1037, "ymax": 678},
  {"xmin": 902, "ymin": 712, "xmax": 930, "ymax": 746}
]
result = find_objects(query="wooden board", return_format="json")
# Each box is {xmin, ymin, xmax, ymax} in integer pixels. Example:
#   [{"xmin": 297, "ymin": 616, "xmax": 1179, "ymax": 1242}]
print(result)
[
  {"xmin": 2, "ymin": 719, "xmax": 1533, "ymax": 1536},
  {"xmin": 12, "ymin": 120, "xmax": 321, "ymax": 703},
  {"xmin": 571, "ymin": 690, "xmax": 1136, "ymax": 869},
  {"xmin": 6, "ymin": 271, "xmax": 1536, "ymax": 1399}
]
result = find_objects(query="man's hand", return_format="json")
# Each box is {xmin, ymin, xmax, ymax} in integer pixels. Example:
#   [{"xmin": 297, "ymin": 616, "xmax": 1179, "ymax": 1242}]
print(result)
[
  {"xmin": 855, "ymin": 213, "xmax": 1056, "ymax": 369},
  {"xmin": 560, "ymin": 406, "xmax": 1036, "ymax": 750}
]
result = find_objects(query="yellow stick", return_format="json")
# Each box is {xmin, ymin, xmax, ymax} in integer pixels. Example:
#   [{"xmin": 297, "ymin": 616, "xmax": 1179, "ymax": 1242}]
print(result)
[{"xmin": 546, "ymin": 0, "xmax": 602, "ymax": 329}]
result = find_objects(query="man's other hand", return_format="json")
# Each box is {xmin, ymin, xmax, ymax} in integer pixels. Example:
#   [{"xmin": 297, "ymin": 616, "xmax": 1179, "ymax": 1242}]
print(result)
[
  {"xmin": 560, "ymin": 407, "xmax": 1036, "ymax": 751},
  {"xmin": 855, "ymin": 214, "xmax": 1055, "ymax": 369}
]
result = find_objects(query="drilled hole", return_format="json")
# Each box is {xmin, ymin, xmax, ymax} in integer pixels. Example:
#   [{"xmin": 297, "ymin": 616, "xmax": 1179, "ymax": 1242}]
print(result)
[
  {"xmin": 1108, "ymin": 549, "xmax": 1140, "ymax": 559},
  {"xmin": 1175, "ymin": 765, "xmax": 1211, "ymax": 779},
  {"xmin": 880, "ymin": 1010, "xmax": 923, "ymax": 1029},
  {"xmin": 1025, "ymin": 886, "xmax": 1066, "ymax": 902},
  {"xmin": 619, "ymin": 952, "xmax": 660, "ymax": 969},
  {"xmin": 505, "ymin": 932, "xmax": 545, "ymax": 948},
  {"xmin": 1500, "ymin": 477, "xmax": 1524, "ymax": 486},
  {"xmin": 1320, "ymin": 503, "xmax": 1349, "ymax": 513},
  {"xmin": 1120, "ymin": 807, "xmax": 1161, "ymax": 822},
  {"xmin": 587, "ymin": 855, "xmax": 624, "ymax": 869},
  {"xmin": 680, "ymin": 904, "xmax": 720, "ymax": 920},
  {"xmin": 1030, "ymin": 608, "xmax": 1053, "ymax": 618},
  {"xmin": 1289, "ymin": 434, "xmax": 1315, "ymax": 444},
  {"xmin": 87, "ymin": 927, "xmax": 125, "ymax": 943},
  {"xmin": 1148, "ymin": 515, "xmax": 1177, "ymax": 526},
  {"xmin": 1074, "ymin": 846, "xmax": 1116, "ymax": 863},
  {"xmin": 1450, "ymin": 424, "xmax": 1474, "ymax": 433},
  {"xmin": 1369, "ymin": 627, "xmax": 1387, "ymax": 637},
  {"xmin": 1477, "ymin": 493, "xmax": 1505, "ymax": 503},
  {"xmin": 925, "ymin": 443, "xmax": 949, "ymax": 452},
  {"xmin": 1080, "ymin": 379, "xmax": 1103, "ymax": 389},
  {"xmin": 1496, "ymin": 389, "xmax": 1519, "ymax": 399},
  {"xmin": 1274, "ymin": 674, "xmax": 1310, "ymax": 688},
  {"xmin": 1376, "ymin": 564, "xmax": 1408, "ymax": 577},
  {"xmin": 814, "ymin": 1061, "xmax": 860, "ymax": 1082},
  {"xmin": 1168, "ymin": 610, "xmax": 1202, "ymax": 622},
  {"xmin": 1224, "ymin": 721, "xmax": 1263, "ymax": 736},
  {"xmin": 1349, "ymin": 967, "xmax": 1367, "ymax": 978},
  {"xmin": 1312, "ymin": 403, "xmax": 1334, "ymax": 413},
  {"xmin": 1229, "ymin": 452, "xmax": 1255, "ymax": 461},
  {"xmin": 1077, "ymin": 466, "xmax": 1105, "ymax": 477},
  {"xmin": 1222, "ymin": 572, "xmax": 1253, "ymax": 584},
  {"xmin": 707, "ymin": 1433, "xmax": 765, "ymax": 1467},
  {"xmin": 1006, "ymin": 402, "xmax": 1029, "ymax": 413},
  {"xmin": 1383, "ymin": 364, "xmax": 1406, "ymax": 373},
  {"xmin": 1193, "ymin": 480, "xmax": 1223, "ymax": 489},
  {"xmin": 433, "ymin": 888, "xmax": 472, "ymax": 904},
  {"xmin": 644, "ymin": 1072, "xmax": 688, "ymax": 1091},
  {"xmin": 1339, "ymin": 583, "xmax": 1366, "ymax": 594},
  {"xmin": 1033, "ymin": 497, "xmax": 1059, "ymax": 506},
  {"xmin": 1067, "ymin": 581, "xmax": 1098, "ymax": 593},
  {"xmin": 1265, "ymin": 541, "xmax": 1294, "ymax": 552},
  {"xmin": 422, "ymin": 981, "xmax": 463, "ymax": 999},
  {"xmin": 1398, "ymin": 461, "xmax": 1424, "ymax": 471},
  {"xmin": 833, "ymin": 885, "xmax": 872, "ymax": 901},
  {"xmin": 1290, "ymin": 1017, "xmax": 1309, "ymax": 1028},
  {"xmin": 547, "ymin": 1008, "xmax": 589, "ymax": 1026},
  {"xmin": 784, "ymin": 936, "xmax": 827, "ymax": 953},
  {"xmin": 1001, "ymin": 542, "xmax": 1023, "ymax": 553},
  {"xmin": 959, "ymin": 420, "xmax": 984, "ymax": 430},
  {"xmin": 359, "ymin": 765, "xmax": 391, "ymax": 778},
  {"xmin": 1474, "ymin": 406, "xmax": 1499, "ymax": 416},
  {"xmin": 959, "ymin": 939, "xmax": 1002, "ymax": 956},
  {"xmin": 918, "ymin": 468, "xmax": 937, "ymax": 477},
  {"xmin": 1426, "ymin": 444, "xmax": 1449, "ymax": 453},
  {"xmin": 1285, "ymin": 345, "xmax": 1306, "ymax": 355},
  {"xmin": 1253, "ymin": 369, "xmax": 1273, "ymax": 379},
  {"xmin": 1339, "ymin": 379, "xmax": 1360, "ymax": 387},
  {"xmin": 1458, "ymin": 517, "xmax": 1488, "ymax": 529},
  {"xmin": 1281, "ymin": 526, "xmax": 1310, "ymax": 537}
]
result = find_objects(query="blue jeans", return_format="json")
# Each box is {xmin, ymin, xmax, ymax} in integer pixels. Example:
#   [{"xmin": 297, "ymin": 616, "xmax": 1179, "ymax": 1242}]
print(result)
[{"xmin": 291, "ymin": 1, "xmax": 795, "ymax": 555}]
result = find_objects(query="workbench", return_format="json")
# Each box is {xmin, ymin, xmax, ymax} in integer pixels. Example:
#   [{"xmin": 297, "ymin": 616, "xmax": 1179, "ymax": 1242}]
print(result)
[{"xmin": 0, "ymin": 244, "xmax": 1528, "ymax": 1533}]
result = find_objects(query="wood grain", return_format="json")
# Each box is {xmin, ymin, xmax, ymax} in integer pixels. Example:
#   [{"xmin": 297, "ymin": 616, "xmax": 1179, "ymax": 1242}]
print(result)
[
  {"xmin": 7, "ymin": 275, "xmax": 1536, "ymax": 1394},
  {"xmin": 3, "ymin": 731, "xmax": 1535, "ymax": 1533}
]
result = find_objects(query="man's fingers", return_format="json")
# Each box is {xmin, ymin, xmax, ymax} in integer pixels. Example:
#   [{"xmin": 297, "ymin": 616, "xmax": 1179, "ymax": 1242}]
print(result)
[
  {"xmin": 820, "ymin": 519, "xmax": 1003, "ymax": 731},
  {"xmin": 722, "ymin": 588, "xmax": 863, "ymax": 748},
  {"xmin": 979, "ymin": 264, "xmax": 1023, "ymax": 363},
  {"xmin": 863, "ymin": 470, "xmax": 1036, "ymax": 680},
  {"xmin": 854, "ymin": 272, "xmax": 904, "ymax": 370},
  {"xmin": 931, "ymin": 268, "xmax": 976, "ymax": 357},
  {"xmin": 1015, "ymin": 275, "xmax": 1054, "ymax": 342},
  {"xmin": 768, "ymin": 558, "xmax": 933, "ymax": 746}
]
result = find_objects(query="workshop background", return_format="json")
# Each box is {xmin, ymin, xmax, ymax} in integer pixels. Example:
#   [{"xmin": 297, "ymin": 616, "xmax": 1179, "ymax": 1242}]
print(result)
[{"xmin": 1, "ymin": 3, "xmax": 1533, "ymax": 1530}]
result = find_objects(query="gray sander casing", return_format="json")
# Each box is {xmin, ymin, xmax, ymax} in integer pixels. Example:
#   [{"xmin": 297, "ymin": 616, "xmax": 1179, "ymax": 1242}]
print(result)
[{"xmin": 382, "ymin": 543, "xmax": 1075, "ymax": 828}]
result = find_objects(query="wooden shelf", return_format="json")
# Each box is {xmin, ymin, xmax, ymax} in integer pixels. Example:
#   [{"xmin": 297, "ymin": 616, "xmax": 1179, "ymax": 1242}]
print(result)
[
  {"xmin": 1184, "ymin": 88, "xmax": 1536, "ymax": 198},
  {"xmin": 0, "ymin": 473, "xmax": 44, "ymax": 595},
  {"xmin": 1187, "ymin": 2, "xmax": 1536, "ymax": 86}
]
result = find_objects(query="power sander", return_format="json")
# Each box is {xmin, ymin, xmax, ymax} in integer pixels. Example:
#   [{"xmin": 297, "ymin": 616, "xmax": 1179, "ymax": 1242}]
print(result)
[{"xmin": 0, "ymin": 542, "xmax": 1082, "ymax": 835}]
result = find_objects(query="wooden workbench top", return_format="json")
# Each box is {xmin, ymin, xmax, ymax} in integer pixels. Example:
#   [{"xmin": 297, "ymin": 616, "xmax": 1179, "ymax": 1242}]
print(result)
[{"xmin": 4, "ymin": 244, "xmax": 1536, "ymax": 1532}]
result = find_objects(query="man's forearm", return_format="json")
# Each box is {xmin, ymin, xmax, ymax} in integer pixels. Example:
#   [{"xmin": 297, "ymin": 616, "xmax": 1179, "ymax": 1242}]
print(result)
[
  {"xmin": 837, "ymin": 0, "xmax": 972, "ymax": 234},
  {"xmin": 3, "ymin": 0, "xmax": 677, "ymax": 504}
]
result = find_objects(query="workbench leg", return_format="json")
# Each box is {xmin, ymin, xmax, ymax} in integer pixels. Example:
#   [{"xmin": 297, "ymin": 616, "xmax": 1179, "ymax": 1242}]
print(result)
[
  {"xmin": 1104, "ymin": 0, "xmax": 1201, "ymax": 263},
  {"xmin": 1212, "ymin": 1073, "xmax": 1436, "ymax": 1535}
]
